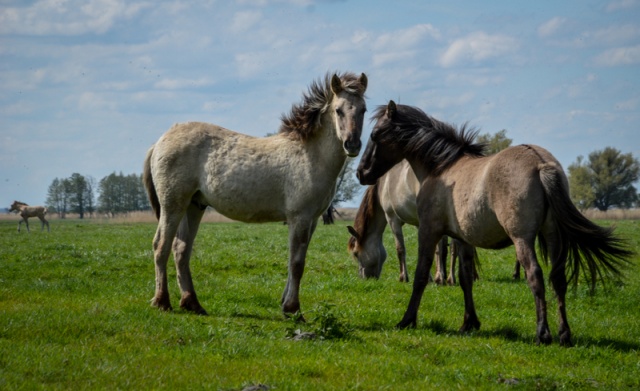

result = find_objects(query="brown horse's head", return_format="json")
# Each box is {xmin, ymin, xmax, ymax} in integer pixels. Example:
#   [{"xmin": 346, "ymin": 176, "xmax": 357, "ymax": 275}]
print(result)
[
  {"xmin": 357, "ymin": 100, "xmax": 404, "ymax": 185},
  {"xmin": 346, "ymin": 184, "xmax": 387, "ymax": 279},
  {"xmin": 9, "ymin": 200, "xmax": 25, "ymax": 212}
]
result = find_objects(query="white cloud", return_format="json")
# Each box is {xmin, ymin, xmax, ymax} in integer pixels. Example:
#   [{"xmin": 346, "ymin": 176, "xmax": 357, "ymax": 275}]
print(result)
[
  {"xmin": 370, "ymin": 24, "xmax": 440, "ymax": 66},
  {"xmin": 0, "ymin": 0, "xmax": 151, "ymax": 35},
  {"xmin": 593, "ymin": 45, "xmax": 640, "ymax": 66},
  {"xmin": 439, "ymin": 31, "xmax": 519, "ymax": 68},
  {"xmin": 231, "ymin": 10, "xmax": 263, "ymax": 33},
  {"xmin": 578, "ymin": 24, "xmax": 640, "ymax": 46},
  {"xmin": 606, "ymin": 0, "xmax": 639, "ymax": 12},
  {"xmin": 615, "ymin": 97, "xmax": 638, "ymax": 111},
  {"xmin": 154, "ymin": 78, "xmax": 215, "ymax": 90},
  {"xmin": 538, "ymin": 17, "xmax": 567, "ymax": 38}
]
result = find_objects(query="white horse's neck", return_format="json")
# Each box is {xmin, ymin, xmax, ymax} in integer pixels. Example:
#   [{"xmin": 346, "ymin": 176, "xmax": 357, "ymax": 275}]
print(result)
[{"xmin": 308, "ymin": 113, "xmax": 349, "ymax": 176}]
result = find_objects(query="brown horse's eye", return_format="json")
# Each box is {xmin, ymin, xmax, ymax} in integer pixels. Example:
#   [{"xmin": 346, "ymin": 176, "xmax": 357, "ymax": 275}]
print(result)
[{"xmin": 336, "ymin": 108, "xmax": 344, "ymax": 117}]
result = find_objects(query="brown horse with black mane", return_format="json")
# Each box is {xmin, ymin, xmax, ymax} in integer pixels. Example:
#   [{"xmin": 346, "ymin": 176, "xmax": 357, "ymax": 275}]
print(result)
[
  {"xmin": 9, "ymin": 201, "xmax": 50, "ymax": 233},
  {"xmin": 357, "ymin": 100, "xmax": 633, "ymax": 346}
]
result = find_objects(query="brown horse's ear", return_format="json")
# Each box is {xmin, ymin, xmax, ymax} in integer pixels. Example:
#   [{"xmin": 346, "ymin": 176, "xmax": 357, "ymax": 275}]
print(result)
[
  {"xmin": 386, "ymin": 100, "xmax": 397, "ymax": 118},
  {"xmin": 331, "ymin": 74, "xmax": 342, "ymax": 94},
  {"xmin": 347, "ymin": 226, "xmax": 361, "ymax": 241},
  {"xmin": 359, "ymin": 73, "xmax": 368, "ymax": 92}
]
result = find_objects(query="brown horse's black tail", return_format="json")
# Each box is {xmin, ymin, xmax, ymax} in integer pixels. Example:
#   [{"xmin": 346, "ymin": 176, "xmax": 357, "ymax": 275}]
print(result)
[
  {"xmin": 538, "ymin": 163, "xmax": 634, "ymax": 291},
  {"xmin": 143, "ymin": 146, "xmax": 161, "ymax": 220}
]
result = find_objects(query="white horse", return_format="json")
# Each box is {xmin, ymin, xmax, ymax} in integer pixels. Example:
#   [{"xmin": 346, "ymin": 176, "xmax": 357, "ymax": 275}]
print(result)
[
  {"xmin": 347, "ymin": 160, "xmax": 458, "ymax": 284},
  {"xmin": 143, "ymin": 72, "xmax": 368, "ymax": 317},
  {"xmin": 9, "ymin": 201, "xmax": 50, "ymax": 233}
]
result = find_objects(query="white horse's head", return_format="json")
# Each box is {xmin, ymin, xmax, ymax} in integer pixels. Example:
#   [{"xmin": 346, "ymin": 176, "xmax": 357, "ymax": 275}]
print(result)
[{"xmin": 329, "ymin": 73, "xmax": 368, "ymax": 157}]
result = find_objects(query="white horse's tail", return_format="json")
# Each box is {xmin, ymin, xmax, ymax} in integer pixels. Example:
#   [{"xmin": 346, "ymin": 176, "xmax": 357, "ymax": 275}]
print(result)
[{"xmin": 143, "ymin": 145, "xmax": 161, "ymax": 220}]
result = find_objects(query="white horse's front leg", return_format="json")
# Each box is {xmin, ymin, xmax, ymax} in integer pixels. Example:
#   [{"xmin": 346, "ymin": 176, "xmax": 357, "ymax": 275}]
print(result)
[{"xmin": 281, "ymin": 218, "xmax": 317, "ymax": 318}]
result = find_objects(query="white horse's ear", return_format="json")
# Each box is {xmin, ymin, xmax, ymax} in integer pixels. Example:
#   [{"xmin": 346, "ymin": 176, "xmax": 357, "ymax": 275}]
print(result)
[
  {"xmin": 386, "ymin": 100, "xmax": 397, "ymax": 118},
  {"xmin": 331, "ymin": 74, "xmax": 342, "ymax": 94},
  {"xmin": 359, "ymin": 73, "xmax": 368, "ymax": 92},
  {"xmin": 347, "ymin": 226, "xmax": 361, "ymax": 241}
]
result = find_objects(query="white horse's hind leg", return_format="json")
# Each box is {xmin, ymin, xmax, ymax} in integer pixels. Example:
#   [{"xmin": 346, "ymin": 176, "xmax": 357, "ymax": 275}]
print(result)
[
  {"xmin": 434, "ymin": 236, "xmax": 448, "ymax": 285},
  {"xmin": 447, "ymin": 239, "xmax": 458, "ymax": 286},
  {"xmin": 151, "ymin": 210, "xmax": 183, "ymax": 311},
  {"xmin": 173, "ymin": 203, "xmax": 207, "ymax": 315},
  {"xmin": 281, "ymin": 218, "xmax": 317, "ymax": 318},
  {"xmin": 388, "ymin": 218, "xmax": 409, "ymax": 282}
]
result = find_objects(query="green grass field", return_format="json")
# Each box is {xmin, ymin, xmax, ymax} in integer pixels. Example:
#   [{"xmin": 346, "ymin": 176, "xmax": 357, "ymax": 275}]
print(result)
[{"xmin": 1, "ymin": 218, "xmax": 639, "ymax": 390}]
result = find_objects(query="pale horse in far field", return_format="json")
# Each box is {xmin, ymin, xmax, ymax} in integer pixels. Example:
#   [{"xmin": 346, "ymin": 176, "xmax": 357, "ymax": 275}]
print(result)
[
  {"xmin": 143, "ymin": 72, "xmax": 368, "ymax": 317},
  {"xmin": 9, "ymin": 201, "xmax": 50, "ymax": 233}
]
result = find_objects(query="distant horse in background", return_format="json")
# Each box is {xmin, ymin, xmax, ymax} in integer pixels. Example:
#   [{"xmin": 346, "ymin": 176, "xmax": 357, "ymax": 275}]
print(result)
[
  {"xmin": 347, "ymin": 160, "xmax": 461, "ymax": 284},
  {"xmin": 143, "ymin": 72, "xmax": 368, "ymax": 317},
  {"xmin": 357, "ymin": 101, "xmax": 633, "ymax": 346},
  {"xmin": 9, "ymin": 201, "xmax": 50, "ymax": 233}
]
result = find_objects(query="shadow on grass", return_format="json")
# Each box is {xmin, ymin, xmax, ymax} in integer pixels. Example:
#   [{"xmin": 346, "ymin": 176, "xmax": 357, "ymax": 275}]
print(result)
[{"xmin": 357, "ymin": 318, "xmax": 640, "ymax": 351}]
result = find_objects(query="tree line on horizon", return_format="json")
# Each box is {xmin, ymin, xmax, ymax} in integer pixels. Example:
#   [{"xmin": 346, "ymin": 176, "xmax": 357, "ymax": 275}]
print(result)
[
  {"xmin": 40, "ymin": 130, "xmax": 639, "ymax": 219},
  {"xmin": 45, "ymin": 172, "xmax": 149, "ymax": 218}
]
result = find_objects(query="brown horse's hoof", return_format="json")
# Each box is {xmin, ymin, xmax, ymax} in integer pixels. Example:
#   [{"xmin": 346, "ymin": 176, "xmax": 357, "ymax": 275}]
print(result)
[
  {"xmin": 396, "ymin": 317, "xmax": 417, "ymax": 329},
  {"xmin": 559, "ymin": 331, "xmax": 573, "ymax": 347},
  {"xmin": 459, "ymin": 312, "xmax": 481, "ymax": 333},
  {"xmin": 536, "ymin": 331, "xmax": 553, "ymax": 345}
]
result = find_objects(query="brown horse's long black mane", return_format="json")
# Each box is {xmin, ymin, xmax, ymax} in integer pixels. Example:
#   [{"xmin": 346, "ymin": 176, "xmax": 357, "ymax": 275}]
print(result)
[
  {"xmin": 372, "ymin": 104, "xmax": 486, "ymax": 176},
  {"xmin": 280, "ymin": 72, "xmax": 367, "ymax": 141},
  {"xmin": 347, "ymin": 181, "xmax": 380, "ymax": 250}
]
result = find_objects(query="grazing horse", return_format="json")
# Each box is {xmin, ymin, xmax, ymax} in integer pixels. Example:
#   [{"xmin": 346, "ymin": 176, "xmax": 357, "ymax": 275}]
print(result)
[
  {"xmin": 347, "ymin": 160, "xmax": 459, "ymax": 284},
  {"xmin": 356, "ymin": 101, "xmax": 632, "ymax": 346},
  {"xmin": 143, "ymin": 72, "xmax": 368, "ymax": 317},
  {"xmin": 9, "ymin": 201, "xmax": 50, "ymax": 233}
]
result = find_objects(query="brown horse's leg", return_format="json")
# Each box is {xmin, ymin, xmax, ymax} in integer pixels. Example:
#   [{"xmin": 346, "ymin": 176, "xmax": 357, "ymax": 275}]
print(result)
[
  {"xmin": 447, "ymin": 239, "xmax": 457, "ymax": 285},
  {"xmin": 389, "ymin": 219, "xmax": 409, "ymax": 282},
  {"xmin": 515, "ymin": 238, "xmax": 552, "ymax": 345},
  {"xmin": 281, "ymin": 218, "xmax": 317, "ymax": 319},
  {"xmin": 434, "ymin": 236, "xmax": 447, "ymax": 285},
  {"xmin": 151, "ymin": 211, "xmax": 182, "ymax": 312},
  {"xmin": 458, "ymin": 242, "xmax": 480, "ymax": 332},
  {"xmin": 174, "ymin": 203, "xmax": 207, "ymax": 315},
  {"xmin": 544, "ymin": 227, "xmax": 573, "ymax": 347},
  {"xmin": 549, "ymin": 263, "xmax": 572, "ymax": 346},
  {"xmin": 396, "ymin": 227, "xmax": 438, "ymax": 329},
  {"xmin": 20, "ymin": 216, "xmax": 30, "ymax": 233},
  {"xmin": 38, "ymin": 216, "xmax": 49, "ymax": 232}
]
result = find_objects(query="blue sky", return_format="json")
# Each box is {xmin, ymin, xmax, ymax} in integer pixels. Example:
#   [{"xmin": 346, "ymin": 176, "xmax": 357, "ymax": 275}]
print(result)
[{"xmin": 1, "ymin": 0, "xmax": 639, "ymax": 208}]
